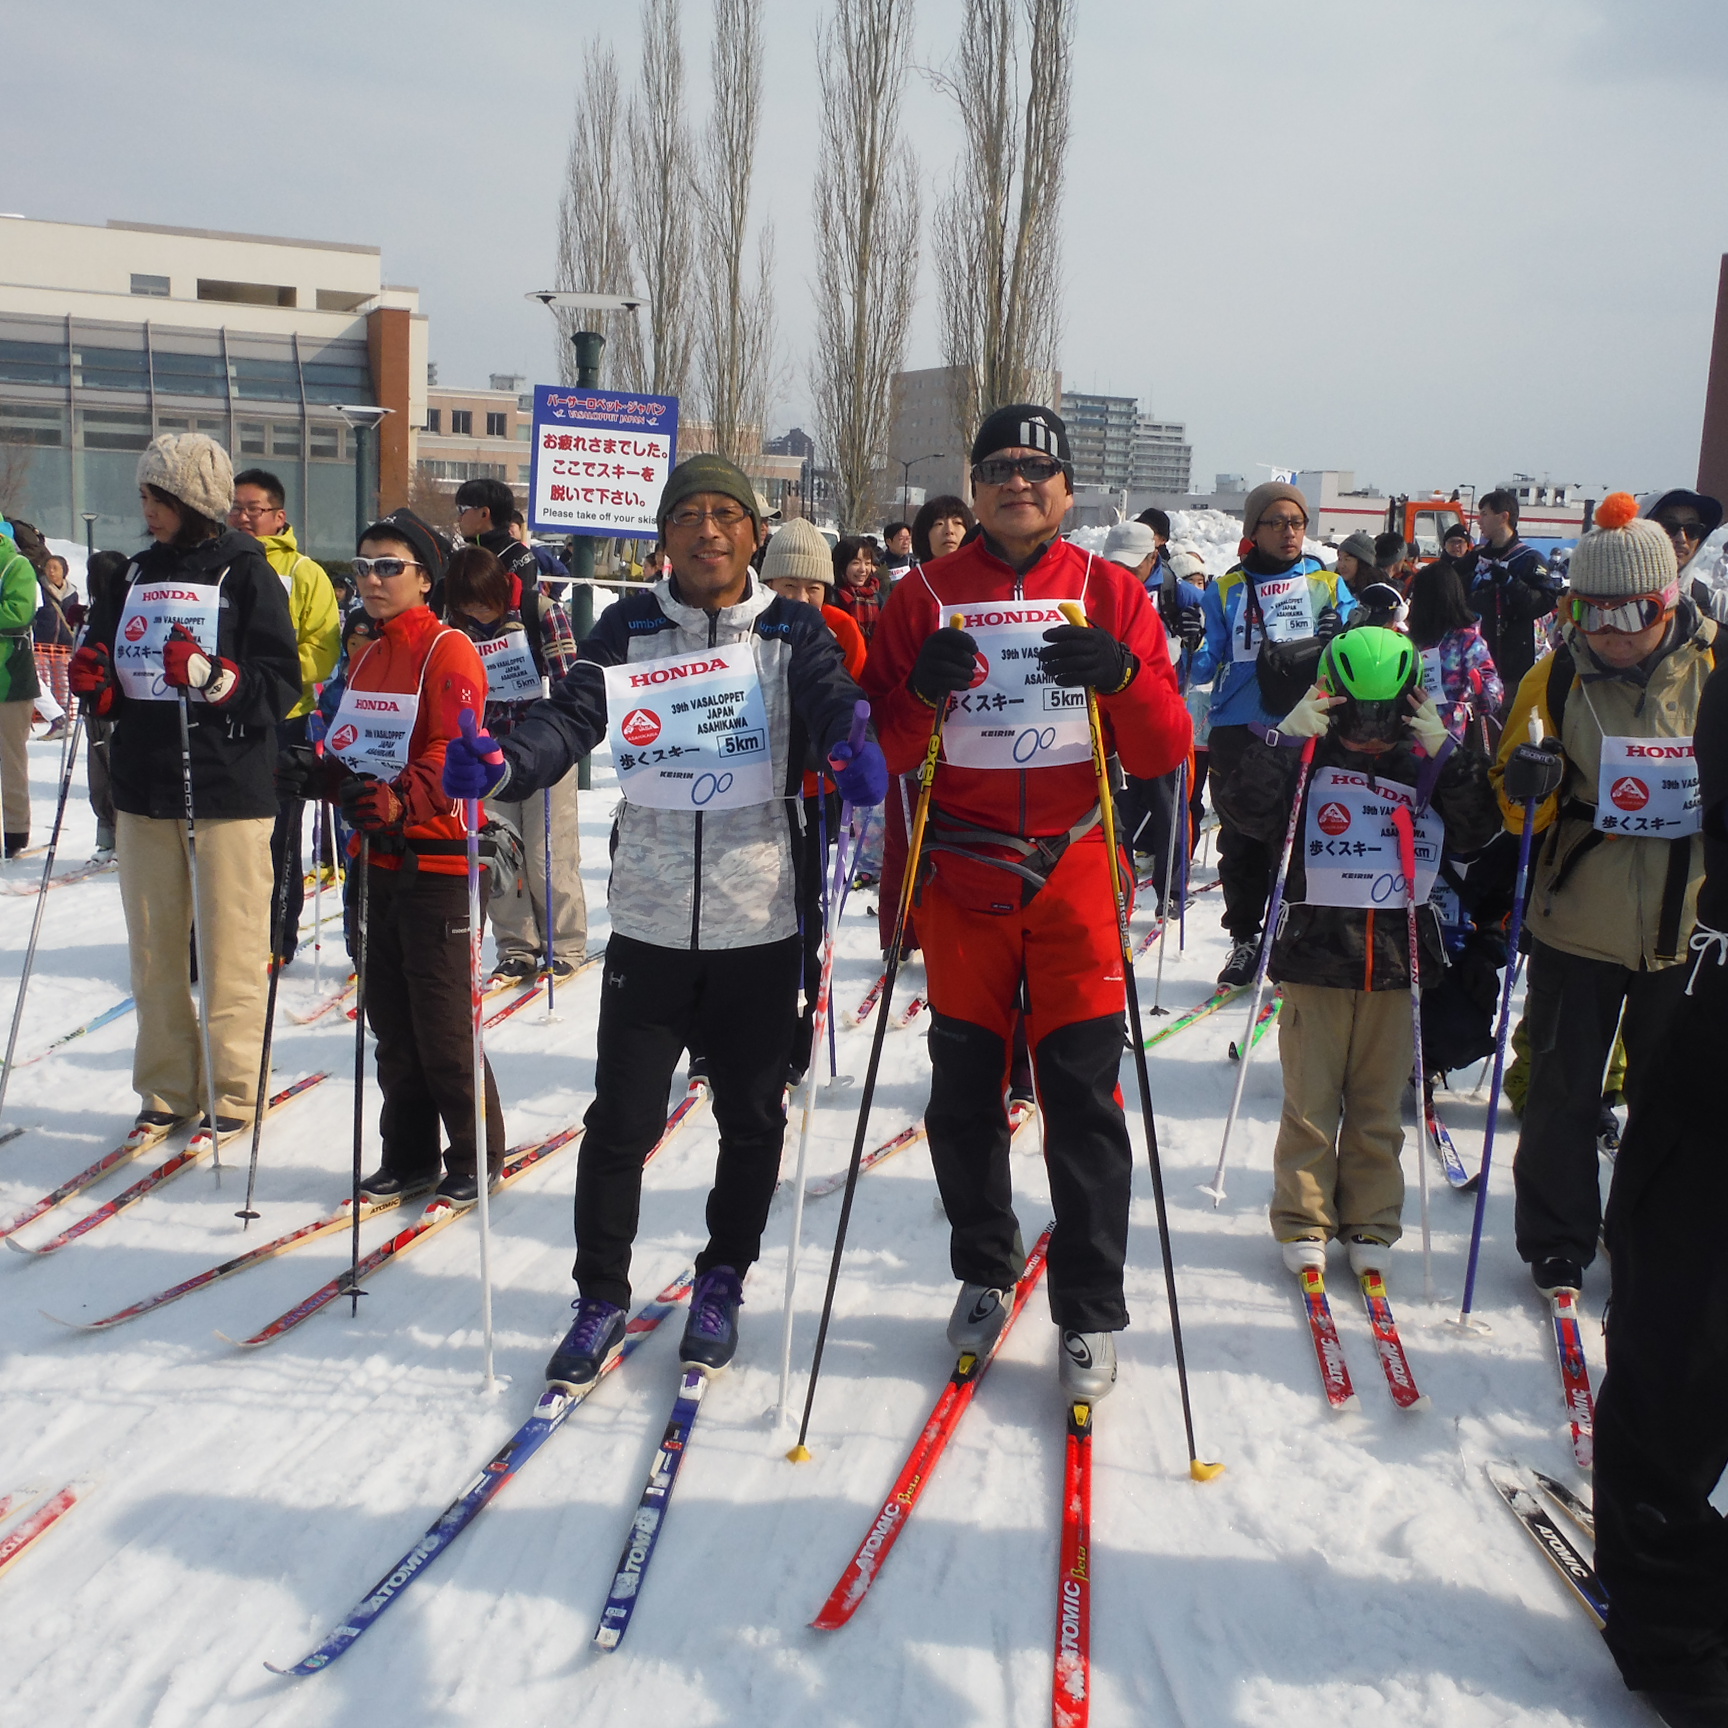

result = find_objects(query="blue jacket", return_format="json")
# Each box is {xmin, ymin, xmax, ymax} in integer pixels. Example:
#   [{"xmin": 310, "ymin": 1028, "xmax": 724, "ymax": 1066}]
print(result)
[
  {"xmin": 1145, "ymin": 571, "xmax": 1204, "ymax": 693},
  {"xmin": 1189, "ymin": 557, "xmax": 1351, "ymax": 728}
]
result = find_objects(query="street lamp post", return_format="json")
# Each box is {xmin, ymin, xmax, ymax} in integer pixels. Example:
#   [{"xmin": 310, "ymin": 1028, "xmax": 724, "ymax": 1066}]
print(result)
[
  {"xmin": 335, "ymin": 405, "xmax": 392, "ymax": 548},
  {"xmin": 526, "ymin": 291, "xmax": 650, "ymax": 793},
  {"xmin": 897, "ymin": 452, "xmax": 945, "ymax": 521},
  {"xmin": 80, "ymin": 512, "xmax": 97, "ymax": 559}
]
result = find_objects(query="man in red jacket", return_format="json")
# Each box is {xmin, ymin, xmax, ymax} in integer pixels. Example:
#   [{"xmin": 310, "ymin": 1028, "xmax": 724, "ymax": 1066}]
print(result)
[{"xmin": 863, "ymin": 403, "xmax": 1191, "ymax": 1399}]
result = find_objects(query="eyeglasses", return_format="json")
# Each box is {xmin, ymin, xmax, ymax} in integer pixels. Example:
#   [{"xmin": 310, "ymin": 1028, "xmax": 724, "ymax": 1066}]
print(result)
[
  {"xmin": 1569, "ymin": 590, "xmax": 1675, "ymax": 634},
  {"xmin": 352, "ymin": 556, "xmax": 424, "ymax": 579},
  {"xmin": 1258, "ymin": 515, "xmax": 1307, "ymax": 533},
  {"xmin": 971, "ymin": 455, "xmax": 1064, "ymax": 486},
  {"xmin": 665, "ymin": 504, "xmax": 751, "ymax": 530},
  {"xmin": 1655, "ymin": 518, "xmax": 1707, "ymax": 542},
  {"xmin": 230, "ymin": 501, "xmax": 283, "ymax": 519}
]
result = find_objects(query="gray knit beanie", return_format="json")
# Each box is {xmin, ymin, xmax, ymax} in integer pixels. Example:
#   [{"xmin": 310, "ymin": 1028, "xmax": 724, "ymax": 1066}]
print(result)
[
  {"xmin": 1335, "ymin": 530, "xmax": 1378, "ymax": 569},
  {"xmin": 761, "ymin": 517, "xmax": 833, "ymax": 587},
  {"xmin": 1569, "ymin": 492, "xmax": 1678, "ymax": 601},
  {"xmin": 1242, "ymin": 481, "xmax": 1308, "ymax": 539},
  {"xmin": 136, "ymin": 433, "xmax": 234, "ymax": 523}
]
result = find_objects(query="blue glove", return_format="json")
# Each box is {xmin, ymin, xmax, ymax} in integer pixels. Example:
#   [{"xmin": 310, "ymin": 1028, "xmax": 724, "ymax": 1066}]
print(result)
[
  {"xmin": 828, "ymin": 737, "xmax": 888, "ymax": 807},
  {"xmin": 443, "ymin": 709, "xmax": 508, "ymax": 800}
]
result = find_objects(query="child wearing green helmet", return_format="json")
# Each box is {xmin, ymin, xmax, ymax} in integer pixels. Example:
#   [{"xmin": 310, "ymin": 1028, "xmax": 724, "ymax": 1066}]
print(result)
[{"xmin": 1212, "ymin": 626, "xmax": 1503, "ymax": 1285}]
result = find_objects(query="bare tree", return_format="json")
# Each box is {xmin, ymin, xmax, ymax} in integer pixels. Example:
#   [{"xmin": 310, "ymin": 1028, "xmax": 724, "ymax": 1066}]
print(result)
[
  {"xmin": 627, "ymin": 0, "xmax": 698, "ymax": 397},
  {"xmin": 0, "ymin": 441, "xmax": 33, "ymax": 521},
  {"xmin": 810, "ymin": 0, "xmax": 920, "ymax": 532},
  {"xmin": 555, "ymin": 41, "xmax": 644, "ymax": 389},
  {"xmin": 695, "ymin": 0, "xmax": 778, "ymax": 466},
  {"xmin": 933, "ymin": 0, "xmax": 1073, "ymax": 440}
]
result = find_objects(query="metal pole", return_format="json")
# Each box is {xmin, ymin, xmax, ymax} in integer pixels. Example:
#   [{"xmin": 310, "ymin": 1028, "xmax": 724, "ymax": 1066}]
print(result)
[
  {"xmin": 467, "ymin": 798, "xmax": 497, "ymax": 1389},
  {"xmin": 353, "ymin": 422, "xmax": 370, "ymax": 548},
  {"xmin": 178, "ymin": 691, "xmax": 226, "ymax": 1174},
  {"xmin": 569, "ymin": 330, "xmax": 604, "ymax": 792}
]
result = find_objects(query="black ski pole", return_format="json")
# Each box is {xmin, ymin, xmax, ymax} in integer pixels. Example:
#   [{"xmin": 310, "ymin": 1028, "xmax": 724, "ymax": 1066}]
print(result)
[
  {"xmin": 347, "ymin": 837, "xmax": 370, "ymax": 1316},
  {"xmin": 236, "ymin": 820, "xmax": 296, "ymax": 1225},
  {"xmin": 790, "ymin": 624, "xmax": 958, "ymax": 1462},
  {"xmin": 1061, "ymin": 603, "xmax": 1222, "ymax": 1481}
]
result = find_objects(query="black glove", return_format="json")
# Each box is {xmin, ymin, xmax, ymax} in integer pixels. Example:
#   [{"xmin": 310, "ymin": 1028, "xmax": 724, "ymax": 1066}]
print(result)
[
  {"xmin": 1314, "ymin": 606, "xmax": 1343, "ymax": 640},
  {"xmin": 1503, "ymin": 741, "xmax": 1564, "ymax": 804},
  {"xmin": 1177, "ymin": 602, "xmax": 1205, "ymax": 652},
  {"xmin": 1038, "ymin": 624, "xmax": 1137, "ymax": 693},
  {"xmin": 275, "ymin": 746, "xmax": 323, "ymax": 801},
  {"xmin": 910, "ymin": 627, "xmax": 981, "ymax": 706}
]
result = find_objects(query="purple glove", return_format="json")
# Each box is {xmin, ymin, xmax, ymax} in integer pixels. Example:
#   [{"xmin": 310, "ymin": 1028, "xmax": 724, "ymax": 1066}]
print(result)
[
  {"xmin": 443, "ymin": 708, "xmax": 507, "ymax": 800},
  {"xmin": 828, "ymin": 737, "xmax": 888, "ymax": 808}
]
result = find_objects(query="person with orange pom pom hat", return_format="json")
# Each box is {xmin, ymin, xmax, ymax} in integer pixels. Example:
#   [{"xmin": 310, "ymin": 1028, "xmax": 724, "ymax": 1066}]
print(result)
[
  {"xmin": 1489, "ymin": 490, "xmax": 1718, "ymax": 1301},
  {"xmin": 1466, "ymin": 486, "xmax": 1562, "ymax": 710}
]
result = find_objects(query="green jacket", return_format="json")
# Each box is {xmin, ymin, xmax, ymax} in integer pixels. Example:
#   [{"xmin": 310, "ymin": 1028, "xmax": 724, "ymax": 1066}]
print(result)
[{"xmin": 0, "ymin": 541, "xmax": 40, "ymax": 705}]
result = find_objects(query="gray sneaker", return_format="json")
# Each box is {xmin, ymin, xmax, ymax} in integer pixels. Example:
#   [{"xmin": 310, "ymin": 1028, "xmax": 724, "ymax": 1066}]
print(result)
[
  {"xmin": 1058, "ymin": 1329, "xmax": 1119, "ymax": 1400},
  {"xmin": 946, "ymin": 1282, "xmax": 1013, "ymax": 1354}
]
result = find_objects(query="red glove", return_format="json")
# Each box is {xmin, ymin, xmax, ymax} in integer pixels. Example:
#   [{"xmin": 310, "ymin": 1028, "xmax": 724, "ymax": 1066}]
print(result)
[
  {"xmin": 162, "ymin": 623, "xmax": 240, "ymax": 705},
  {"xmin": 69, "ymin": 642, "xmax": 117, "ymax": 715},
  {"xmin": 338, "ymin": 776, "xmax": 405, "ymax": 833}
]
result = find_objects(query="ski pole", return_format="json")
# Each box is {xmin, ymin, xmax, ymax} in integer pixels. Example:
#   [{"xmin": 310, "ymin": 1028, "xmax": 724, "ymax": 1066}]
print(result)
[
  {"xmin": 541, "ymin": 779, "xmax": 559, "ymax": 1021},
  {"xmin": 0, "ymin": 714, "xmax": 83, "ymax": 1129},
  {"xmin": 791, "ymin": 626, "xmax": 960, "ymax": 1461},
  {"xmin": 1202, "ymin": 733, "xmax": 1318, "ymax": 1206},
  {"xmin": 312, "ymin": 787, "xmax": 326, "ymax": 996},
  {"xmin": 777, "ymin": 703, "xmax": 868, "ymax": 1429},
  {"xmin": 1455, "ymin": 796, "xmax": 1538, "ymax": 1330},
  {"xmin": 1391, "ymin": 806, "xmax": 1435, "ymax": 1301},
  {"xmin": 348, "ymin": 836, "xmax": 370, "ymax": 1317},
  {"xmin": 1178, "ymin": 756, "xmax": 1191, "ymax": 954},
  {"xmin": 467, "ymin": 795, "xmax": 498, "ymax": 1391},
  {"xmin": 178, "ymin": 690, "xmax": 225, "ymax": 1175},
  {"xmin": 236, "ymin": 828, "xmax": 295, "ymax": 1226},
  {"xmin": 1061, "ymin": 603, "xmax": 1222, "ymax": 1480},
  {"xmin": 1150, "ymin": 757, "xmax": 1185, "ymax": 1015}
]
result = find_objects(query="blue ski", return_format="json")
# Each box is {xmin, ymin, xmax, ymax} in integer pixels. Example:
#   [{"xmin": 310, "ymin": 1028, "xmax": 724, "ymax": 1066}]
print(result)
[
  {"xmin": 593, "ymin": 1366, "xmax": 711, "ymax": 1652},
  {"xmin": 266, "ymin": 1271, "xmax": 693, "ymax": 1676}
]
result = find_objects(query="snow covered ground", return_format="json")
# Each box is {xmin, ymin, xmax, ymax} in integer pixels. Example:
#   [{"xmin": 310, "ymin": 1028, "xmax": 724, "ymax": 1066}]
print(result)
[{"xmin": 0, "ymin": 728, "xmax": 1652, "ymax": 1727}]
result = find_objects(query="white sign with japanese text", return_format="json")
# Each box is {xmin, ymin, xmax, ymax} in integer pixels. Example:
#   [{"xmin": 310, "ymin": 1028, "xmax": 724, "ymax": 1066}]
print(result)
[{"xmin": 528, "ymin": 386, "xmax": 678, "ymax": 539}]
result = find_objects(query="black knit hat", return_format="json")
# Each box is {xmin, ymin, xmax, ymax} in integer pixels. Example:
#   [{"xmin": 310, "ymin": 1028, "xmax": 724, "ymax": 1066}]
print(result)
[
  {"xmin": 359, "ymin": 508, "xmax": 450, "ymax": 583},
  {"xmin": 970, "ymin": 403, "xmax": 1072, "ymax": 467}
]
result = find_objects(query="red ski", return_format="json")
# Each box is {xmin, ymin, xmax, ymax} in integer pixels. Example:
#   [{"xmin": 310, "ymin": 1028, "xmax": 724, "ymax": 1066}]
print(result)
[
  {"xmin": 846, "ymin": 971, "xmax": 888, "ymax": 1027},
  {"xmin": 1052, "ymin": 1399, "xmax": 1094, "ymax": 1728},
  {"xmin": 1359, "ymin": 1272, "xmax": 1426, "ymax": 1409},
  {"xmin": 7, "ymin": 1074, "xmax": 329, "ymax": 1257},
  {"xmin": 0, "ymin": 1481, "xmax": 86, "ymax": 1582},
  {"xmin": 1298, "ymin": 1267, "xmax": 1357, "ymax": 1410},
  {"xmin": 894, "ymin": 994, "xmax": 928, "ymax": 1030},
  {"xmin": 811, "ymin": 1223, "xmax": 1053, "ymax": 1630},
  {"xmin": 1551, "ymin": 1289, "xmax": 1595, "ymax": 1469}
]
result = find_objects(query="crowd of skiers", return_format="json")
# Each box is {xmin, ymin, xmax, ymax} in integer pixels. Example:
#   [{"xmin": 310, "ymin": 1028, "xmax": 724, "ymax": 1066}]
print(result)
[{"xmin": 11, "ymin": 411, "xmax": 1725, "ymax": 1724}]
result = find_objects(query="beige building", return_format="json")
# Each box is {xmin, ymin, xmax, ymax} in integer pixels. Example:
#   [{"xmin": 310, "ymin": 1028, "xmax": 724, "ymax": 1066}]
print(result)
[
  {"xmin": 0, "ymin": 215, "xmax": 425, "ymax": 558},
  {"xmin": 417, "ymin": 373, "xmax": 536, "ymax": 515},
  {"xmin": 886, "ymin": 364, "xmax": 1064, "ymax": 515}
]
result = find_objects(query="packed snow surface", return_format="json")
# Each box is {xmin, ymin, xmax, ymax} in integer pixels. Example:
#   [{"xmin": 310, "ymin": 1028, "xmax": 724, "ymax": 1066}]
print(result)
[{"xmin": 0, "ymin": 730, "xmax": 1657, "ymax": 1726}]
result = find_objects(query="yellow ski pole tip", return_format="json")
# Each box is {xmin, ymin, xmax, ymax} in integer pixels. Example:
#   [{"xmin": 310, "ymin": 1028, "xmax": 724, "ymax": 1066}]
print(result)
[
  {"xmin": 1190, "ymin": 1459, "xmax": 1227, "ymax": 1482},
  {"xmin": 786, "ymin": 1444, "xmax": 813, "ymax": 1464},
  {"xmin": 1057, "ymin": 600, "xmax": 1087, "ymax": 628},
  {"xmin": 948, "ymin": 612, "xmax": 966, "ymax": 630}
]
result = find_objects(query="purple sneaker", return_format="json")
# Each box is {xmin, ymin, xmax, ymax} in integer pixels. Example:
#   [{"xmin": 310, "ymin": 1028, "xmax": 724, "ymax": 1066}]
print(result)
[
  {"xmin": 546, "ymin": 1296, "xmax": 626, "ymax": 1389},
  {"xmin": 680, "ymin": 1266, "xmax": 744, "ymax": 1374}
]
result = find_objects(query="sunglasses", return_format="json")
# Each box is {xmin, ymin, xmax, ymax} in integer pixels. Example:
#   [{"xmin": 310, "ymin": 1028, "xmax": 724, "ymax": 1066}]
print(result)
[
  {"xmin": 971, "ymin": 455, "xmax": 1065, "ymax": 486},
  {"xmin": 1569, "ymin": 588, "xmax": 1675, "ymax": 634},
  {"xmin": 353, "ymin": 556, "xmax": 424, "ymax": 579},
  {"xmin": 1656, "ymin": 518, "xmax": 1707, "ymax": 542}
]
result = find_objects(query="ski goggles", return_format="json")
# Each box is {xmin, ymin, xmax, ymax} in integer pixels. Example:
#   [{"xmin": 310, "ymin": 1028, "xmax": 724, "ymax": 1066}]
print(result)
[
  {"xmin": 1332, "ymin": 697, "xmax": 1407, "ymax": 747},
  {"xmin": 1567, "ymin": 583, "xmax": 1677, "ymax": 635}
]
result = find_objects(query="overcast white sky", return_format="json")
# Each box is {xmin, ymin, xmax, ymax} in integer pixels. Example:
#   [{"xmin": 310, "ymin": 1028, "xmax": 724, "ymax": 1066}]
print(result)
[{"xmin": 8, "ymin": 0, "xmax": 1727, "ymax": 496}]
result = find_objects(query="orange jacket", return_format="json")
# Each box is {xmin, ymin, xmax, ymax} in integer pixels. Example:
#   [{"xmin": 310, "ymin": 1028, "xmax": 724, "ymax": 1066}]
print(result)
[{"xmin": 345, "ymin": 605, "xmax": 486, "ymax": 875}]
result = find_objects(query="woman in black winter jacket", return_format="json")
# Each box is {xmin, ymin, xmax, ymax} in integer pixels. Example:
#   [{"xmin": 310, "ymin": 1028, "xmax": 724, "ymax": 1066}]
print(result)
[{"xmin": 69, "ymin": 434, "xmax": 299, "ymax": 1155}]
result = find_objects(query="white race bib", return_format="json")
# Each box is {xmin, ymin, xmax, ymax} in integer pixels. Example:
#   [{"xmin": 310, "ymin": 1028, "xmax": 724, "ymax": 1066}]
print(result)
[
  {"xmin": 1231, "ymin": 574, "xmax": 1314, "ymax": 664},
  {"xmin": 940, "ymin": 600, "xmax": 1092, "ymax": 769},
  {"xmin": 1596, "ymin": 735, "xmax": 1700, "ymax": 837},
  {"xmin": 1302, "ymin": 765, "xmax": 1444, "ymax": 909},
  {"xmin": 1419, "ymin": 648, "xmax": 1445, "ymax": 697},
  {"xmin": 603, "ymin": 641, "xmax": 774, "ymax": 811},
  {"xmin": 114, "ymin": 574, "xmax": 224, "ymax": 702},
  {"xmin": 474, "ymin": 628, "xmax": 544, "ymax": 703},
  {"xmin": 328, "ymin": 685, "xmax": 419, "ymax": 776}
]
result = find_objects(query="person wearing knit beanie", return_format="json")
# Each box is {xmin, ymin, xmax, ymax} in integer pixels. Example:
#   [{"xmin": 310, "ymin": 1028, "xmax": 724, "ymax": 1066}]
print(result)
[
  {"xmin": 1241, "ymin": 480, "xmax": 1308, "ymax": 541},
  {"xmin": 136, "ymin": 433, "xmax": 234, "ymax": 525},
  {"xmin": 656, "ymin": 452, "xmax": 762, "ymax": 534},
  {"xmin": 1332, "ymin": 529, "xmax": 1379, "ymax": 597},
  {"xmin": 760, "ymin": 517, "xmax": 833, "ymax": 592},
  {"xmin": 1569, "ymin": 493, "xmax": 1679, "ymax": 602}
]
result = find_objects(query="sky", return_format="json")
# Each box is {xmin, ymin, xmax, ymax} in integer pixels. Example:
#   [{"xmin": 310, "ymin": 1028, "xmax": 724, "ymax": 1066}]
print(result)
[{"xmin": 6, "ymin": 0, "xmax": 1727, "ymax": 498}]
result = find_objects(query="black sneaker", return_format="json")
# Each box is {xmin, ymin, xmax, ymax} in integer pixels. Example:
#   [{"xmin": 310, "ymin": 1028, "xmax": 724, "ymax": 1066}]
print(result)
[
  {"xmin": 433, "ymin": 1171, "xmax": 482, "ymax": 1209},
  {"xmin": 359, "ymin": 1168, "xmax": 436, "ymax": 1204},
  {"xmin": 187, "ymin": 1115, "xmax": 248, "ymax": 1154},
  {"xmin": 1598, "ymin": 1103, "xmax": 1621, "ymax": 1153},
  {"xmin": 680, "ymin": 1265, "xmax": 744, "ymax": 1374},
  {"xmin": 1532, "ymin": 1257, "xmax": 1584, "ymax": 1297},
  {"xmin": 548, "ymin": 958, "xmax": 578, "ymax": 983},
  {"xmin": 546, "ymin": 1297, "xmax": 628, "ymax": 1389},
  {"xmin": 485, "ymin": 957, "xmax": 539, "ymax": 991},
  {"xmin": 1217, "ymin": 937, "xmax": 1260, "ymax": 988}
]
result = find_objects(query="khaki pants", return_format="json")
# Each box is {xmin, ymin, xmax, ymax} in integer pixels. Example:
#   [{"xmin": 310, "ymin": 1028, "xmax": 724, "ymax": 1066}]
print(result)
[
  {"xmin": 1269, "ymin": 980, "xmax": 1410, "ymax": 1244},
  {"xmin": 485, "ymin": 770, "xmax": 587, "ymax": 967},
  {"xmin": 117, "ymin": 811, "xmax": 274, "ymax": 1119},
  {"xmin": 0, "ymin": 699, "xmax": 31, "ymax": 836}
]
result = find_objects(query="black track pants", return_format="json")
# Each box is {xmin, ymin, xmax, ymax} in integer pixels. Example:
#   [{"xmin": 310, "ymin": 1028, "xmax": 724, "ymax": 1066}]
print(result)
[
  {"xmin": 575, "ymin": 932, "xmax": 798, "ymax": 1307},
  {"xmin": 1208, "ymin": 723, "xmax": 1275, "ymax": 941}
]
